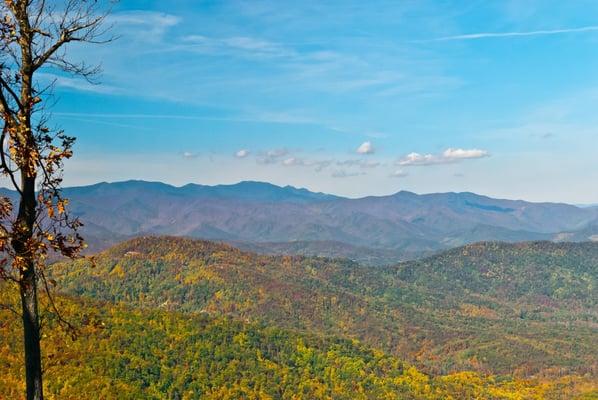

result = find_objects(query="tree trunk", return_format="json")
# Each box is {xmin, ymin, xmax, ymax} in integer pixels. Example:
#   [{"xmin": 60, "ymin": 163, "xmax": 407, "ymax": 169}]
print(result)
[
  {"xmin": 15, "ymin": 175, "xmax": 43, "ymax": 400},
  {"xmin": 20, "ymin": 267, "xmax": 43, "ymax": 400}
]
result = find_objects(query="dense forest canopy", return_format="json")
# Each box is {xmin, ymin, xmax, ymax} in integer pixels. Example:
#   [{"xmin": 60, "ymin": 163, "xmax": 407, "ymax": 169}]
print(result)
[
  {"xmin": 1, "ymin": 236, "xmax": 588, "ymax": 398},
  {"xmin": 0, "ymin": 285, "xmax": 596, "ymax": 399}
]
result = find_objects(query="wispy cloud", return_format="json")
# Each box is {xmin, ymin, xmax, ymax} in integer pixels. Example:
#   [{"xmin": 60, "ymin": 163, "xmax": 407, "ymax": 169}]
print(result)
[
  {"xmin": 252, "ymin": 149, "xmax": 337, "ymax": 172},
  {"xmin": 252, "ymin": 111, "xmax": 316, "ymax": 124},
  {"xmin": 38, "ymin": 73, "xmax": 120, "ymax": 95},
  {"xmin": 331, "ymin": 170, "xmax": 362, "ymax": 178},
  {"xmin": 52, "ymin": 111, "xmax": 324, "ymax": 127},
  {"xmin": 181, "ymin": 35, "xmax": 290, "ymax": 57},
  {"xmin": 425, "ymin": 25, "xmax": 598, "ymax": 42},
  {"xmin": 182, "ymin": 151, "xmax": 198, "ymax": 159},
  {"xmin": 256, "ymin": 148, "xmax": 289, "ymax": 164},
  {"xmin": 109, "ymin": 11, "xmax": 180, "ymax": 43},
  {"xmin": 54, "ymin": 116, "xmax": 152, "ymax": 131},
  {"xmin": 389, "ymin": 169, "xmax": 408, "ymax": 178},
  {"xmin": 398, "ymin": 148, "xmax": 489, "ymax": 166},
  {"xmin": 110, "ymin": 11, "xmax": 180, "ymax": 27},
  {"xmin": 282, "ymin": 157, "xmax": 306, "ymax": 166},
  {"xmin": 336, "ymin": 159, "xmax": 380, "ymax": 169},
  {"xmin": 280, "ymin": 157, "xmax": 331, "ymax": 172}
]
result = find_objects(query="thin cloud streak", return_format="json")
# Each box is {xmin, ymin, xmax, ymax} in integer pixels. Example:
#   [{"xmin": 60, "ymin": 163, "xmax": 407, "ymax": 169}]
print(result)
[
  {"xmin": 54, "ymin": 112, "xmax": 315, "ymax": 125},
  {"xmin": 424, "ymin": 25, "xmax": 598, "ymax": 42},
  {"xmin": 57, "ymin": 116, "xmax": 154, "ymax": 131}
]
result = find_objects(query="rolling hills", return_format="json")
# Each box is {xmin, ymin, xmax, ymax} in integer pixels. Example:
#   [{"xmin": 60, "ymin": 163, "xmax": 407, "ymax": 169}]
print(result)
[{"xmin": 50, "ymin": 236, "xmax": 598, "ymax": 379}]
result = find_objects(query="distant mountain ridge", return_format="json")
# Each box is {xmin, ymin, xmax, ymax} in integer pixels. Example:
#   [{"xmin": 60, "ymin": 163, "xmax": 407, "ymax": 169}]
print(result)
[
  {"xmin": 2, "ymin": 180, "xmax": 597, "ymax": 261},
  {"xmin": 230, "ymin": 239, "xmax": 426, "ymax": 266},
  {"xmin": 64, "ymin": 180, "xmax": 339, "ymax": 203}
]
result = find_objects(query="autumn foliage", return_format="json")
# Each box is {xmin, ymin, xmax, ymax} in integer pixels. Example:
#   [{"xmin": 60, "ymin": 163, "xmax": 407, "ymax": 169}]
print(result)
[{"xmin": 2, "ymin": 236, "xmax": 593, "ymax": 398}]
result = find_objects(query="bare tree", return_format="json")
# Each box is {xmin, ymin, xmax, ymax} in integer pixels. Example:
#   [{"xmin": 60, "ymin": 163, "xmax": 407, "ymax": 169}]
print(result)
[{"xmin": 0, "ymin": 1, "xmax": 112, "ymax": 399}]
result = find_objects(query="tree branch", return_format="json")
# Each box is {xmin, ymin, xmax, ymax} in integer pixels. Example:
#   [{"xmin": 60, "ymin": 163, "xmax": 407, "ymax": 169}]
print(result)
[
  {"xmin": 33, "ymin": 15, "xmax": 107, "ymax": 72},
  {"xmin": 0, "ymin": 126, "xmax": 23, "ymax": 195}
]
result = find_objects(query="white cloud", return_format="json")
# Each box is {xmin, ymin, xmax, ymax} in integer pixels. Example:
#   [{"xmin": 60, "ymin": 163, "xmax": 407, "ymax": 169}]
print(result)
[
  {"xmin": 398, "ymin": 148, "xmax": 489, "ymax": 166},
  {"xmin": 398, "ymin": 152, "xmax": 436, "ymax": 166},
  {"xmin": 389, "ymin": 169, "xmax": 408, "ymax": 178},
  {"xmin": 235, "ymin": 149, "xmax": 250, "ymax": 158},
  {"xmin": 442, "ymin": 148, "xmax": 488, "ymax": 160},
  {"xmin": 356, "ymin": 141, "xmax": 375, "ymax": 154},
  {"xmin": 282, "ymin": 157, "xmax": 304, "ymax": 166}
]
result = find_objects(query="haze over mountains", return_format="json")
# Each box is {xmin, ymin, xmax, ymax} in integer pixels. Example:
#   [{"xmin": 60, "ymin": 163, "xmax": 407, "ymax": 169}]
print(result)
[{"xmin": 8, "ymin": 179, "xmax": 595, "ymax": 264}]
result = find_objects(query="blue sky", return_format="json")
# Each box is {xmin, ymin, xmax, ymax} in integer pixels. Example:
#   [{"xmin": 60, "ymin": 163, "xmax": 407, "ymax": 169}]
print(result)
[{"xmin": 41, "ymin": 0, "xmax": 598, "ymax": 202}]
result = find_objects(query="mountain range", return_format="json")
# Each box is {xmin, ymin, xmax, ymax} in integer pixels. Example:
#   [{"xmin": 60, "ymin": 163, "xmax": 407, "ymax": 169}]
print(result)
[
  {"xmin": 1, "ymin": 227, "xmax": 596, "ymax": 397},
  {"xmin": 3, "ymin": 180, "xmax": 597, "ymax": 264}
]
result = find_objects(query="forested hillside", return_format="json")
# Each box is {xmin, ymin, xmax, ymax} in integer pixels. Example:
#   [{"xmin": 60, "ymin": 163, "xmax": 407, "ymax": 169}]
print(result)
[
  {"xmin": 50, "ymin": 237, "xmax": 598, "ymax": 378},
  {"xmin": 0, "ymin": 288, "xmax": 596, "ymax": 399}
]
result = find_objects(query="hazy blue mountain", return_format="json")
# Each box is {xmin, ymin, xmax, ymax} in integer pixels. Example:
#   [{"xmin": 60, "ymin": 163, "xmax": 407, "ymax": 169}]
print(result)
[
  {"xmin": 2, "ymin": 180, "xmax": 596, "ymax": 260},
  {"xmin": 65, "ymin": 180, "xmax": 339, "ymax": 203}
]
